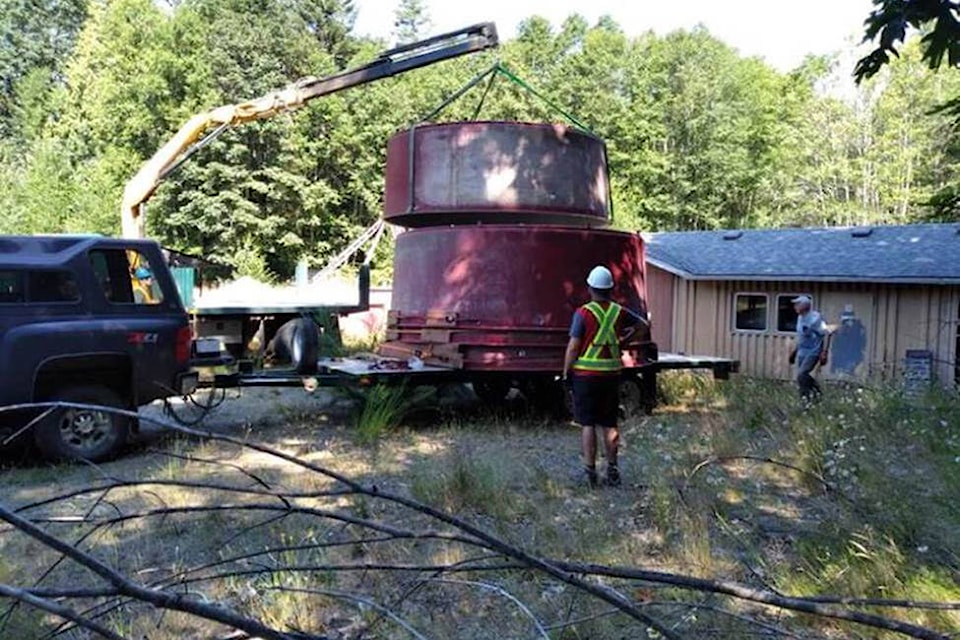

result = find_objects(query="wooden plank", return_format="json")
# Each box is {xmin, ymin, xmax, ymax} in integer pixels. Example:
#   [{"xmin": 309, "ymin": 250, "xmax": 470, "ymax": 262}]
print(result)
[
  {"xmin": 417, "ymin": 343, "xmax": 464, "ymax": 368},
  {"xmin": 425, "ymin": 310, "xmax": 458, "ymax": 327},
  {"xmin": 421, "ymin": 328, "xmax": 452, "ymax": 343}
]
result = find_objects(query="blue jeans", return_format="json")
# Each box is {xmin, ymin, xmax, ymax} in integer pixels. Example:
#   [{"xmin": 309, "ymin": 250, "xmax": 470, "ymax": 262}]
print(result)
[{"xmin": 796, "ymin": 354, "xmax": 822, "ymax": 400}]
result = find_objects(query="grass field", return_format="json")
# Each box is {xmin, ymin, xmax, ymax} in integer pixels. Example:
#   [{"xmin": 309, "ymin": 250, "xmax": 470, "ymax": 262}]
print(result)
[{"xmin": 1, "ymin": 374, "xmax": 959, "ymax": 639}]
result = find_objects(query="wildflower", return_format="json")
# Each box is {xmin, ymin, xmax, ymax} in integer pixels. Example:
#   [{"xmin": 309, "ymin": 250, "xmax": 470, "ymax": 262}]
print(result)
[{"xmin": 917, "ymin": 545, "xmax": 929, "ymax": 554}]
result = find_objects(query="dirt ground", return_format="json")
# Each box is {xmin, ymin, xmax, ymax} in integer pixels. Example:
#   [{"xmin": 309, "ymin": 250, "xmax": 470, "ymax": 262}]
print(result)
[
  {"xmin": 2, "ymin": 377, "xmax": 959, "ymax": 639},
  {"xmin": 138, "ymin": 387, "xmax": 348, "ymax": 436}
]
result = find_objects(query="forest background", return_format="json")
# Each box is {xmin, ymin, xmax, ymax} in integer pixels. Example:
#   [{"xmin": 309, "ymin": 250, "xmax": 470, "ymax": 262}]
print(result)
[{"xmin": 2, "ymin": 0, "xmax": 958, "ymax": 282}]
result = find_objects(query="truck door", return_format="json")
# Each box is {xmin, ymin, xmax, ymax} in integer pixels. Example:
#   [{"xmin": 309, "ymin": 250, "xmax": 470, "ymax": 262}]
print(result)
[{"xmin": 87, "ymin": 246, "xmax": 189, "ymax": 404}]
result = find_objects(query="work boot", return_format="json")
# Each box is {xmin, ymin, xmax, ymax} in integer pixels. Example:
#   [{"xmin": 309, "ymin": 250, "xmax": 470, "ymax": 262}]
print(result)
[
  {"xmin": 583, "ymin": 466, "xmax": 598, "ymax": 488},
  {"xmin": 605, "ymin": 465, "xmax": 621, "ymax": 488}
]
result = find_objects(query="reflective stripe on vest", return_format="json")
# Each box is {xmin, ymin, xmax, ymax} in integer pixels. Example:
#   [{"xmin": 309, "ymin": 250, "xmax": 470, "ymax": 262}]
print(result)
[{"xmin": 573, "ymin": 301, "xmax": 623, "ymax": 372}]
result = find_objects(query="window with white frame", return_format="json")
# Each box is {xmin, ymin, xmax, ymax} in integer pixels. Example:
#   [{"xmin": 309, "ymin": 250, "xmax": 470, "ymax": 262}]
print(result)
[{"xmin": 734, "ymin": 293, "xmax": 768, "ymax": 331}]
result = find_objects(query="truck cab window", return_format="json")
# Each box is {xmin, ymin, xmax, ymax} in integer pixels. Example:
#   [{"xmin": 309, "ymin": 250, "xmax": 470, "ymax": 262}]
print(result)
[
  {"xmin": 0, "ymin": 271, "xmax": 25, "ymax": 303},
  {"xmin": 89, "ymin": 249, "xmax": 164, "ymax": 305},
  {"xmin": 28, "ymin": 271, "xmax": 80, "ymax": 303}
]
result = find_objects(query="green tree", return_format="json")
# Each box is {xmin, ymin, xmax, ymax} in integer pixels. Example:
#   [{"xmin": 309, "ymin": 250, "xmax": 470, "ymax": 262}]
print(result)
[
  {"xmin": 392, "ymin": 0, "xmax": 430, "ymax": 44},
  {"xmin": 0, "ymin": 0, "xmax": 87, "ymax": 139},
  {"xmin": 150, "ymin": 0, "xmax": 359, "ymax": 275}
]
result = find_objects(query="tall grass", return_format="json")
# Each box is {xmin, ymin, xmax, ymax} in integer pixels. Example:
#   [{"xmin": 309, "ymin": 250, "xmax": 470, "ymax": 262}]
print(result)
[
  {"xmin": 352, "ymin": 384, "xmax": 436, "ymax": 445},
  {"xmin": 708, "ymin": 377, "xmax": 960, "ymax": 633},
  {"xmin": 410, "ymin": 453, "xmax": 516, "ymax": 520},
  {"xmin": 645, "ymin": 373, "xmax": 960, "ymax": 635}
]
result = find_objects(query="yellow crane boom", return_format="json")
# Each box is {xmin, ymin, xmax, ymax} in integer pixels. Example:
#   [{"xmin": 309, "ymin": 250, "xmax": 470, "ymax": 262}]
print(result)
[{"xmin": 121, "ymin": 22, "xmax": 498, "ymax": 239}]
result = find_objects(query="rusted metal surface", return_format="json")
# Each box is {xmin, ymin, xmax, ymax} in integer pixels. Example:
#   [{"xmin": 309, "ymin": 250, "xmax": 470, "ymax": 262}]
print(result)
[
  {"xmin": 384, "ymin": 122, "xmax": 610, "ymax": 227},
  {"xmin": 381, "ymin": 225, "xmax": 651, "ymax": 371}
]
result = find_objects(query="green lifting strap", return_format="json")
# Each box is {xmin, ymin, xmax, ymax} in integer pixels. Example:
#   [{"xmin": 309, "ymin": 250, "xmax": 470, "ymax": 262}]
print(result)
[
  {"xmin": 491, "ymin": 63, "xmax": 613, "ymax": 219},
  {"xmin": 411, "ymin": 61, "xmax": 614, "ymax": 219},
  {"xmin": 414, "ymin": 62, "xmax": 596, "ymax": 135},
  {"xmin": 492, "ymin": 63, "xmax": 595, "ymax": 135}
]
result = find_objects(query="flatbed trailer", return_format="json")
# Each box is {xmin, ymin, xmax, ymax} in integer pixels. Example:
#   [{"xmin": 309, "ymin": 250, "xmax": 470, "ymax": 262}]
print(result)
[{"xmin": 197, "ymin": 350, "xmax": 739, "ymax": 416}]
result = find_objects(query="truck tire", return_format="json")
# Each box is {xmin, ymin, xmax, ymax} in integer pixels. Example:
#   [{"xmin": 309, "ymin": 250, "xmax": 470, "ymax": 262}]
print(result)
[
  {"xmin": 473, "ymin": 379, "xmax": 512, "ymax": 406},
  {"xmin": 34, "ymin": 385, "xmax": 130, "ymax": 462},
  {"xmin": 290, "ymin": 317, "xmax": 320, "ymax": 374},
  {"xmin": 619, "ymin": 374, "xmax": 656, "ymax": 418},
  {"xmin": 269, "ymin": 318, "xmax": 320, "ymax": 374},
  {"xmin": 618, "ymin": 378, "xmax": 642, "ymax": 419},
  {"xmin": 523, "ymin": 378, "xmax": 570, "ymax": 418}
]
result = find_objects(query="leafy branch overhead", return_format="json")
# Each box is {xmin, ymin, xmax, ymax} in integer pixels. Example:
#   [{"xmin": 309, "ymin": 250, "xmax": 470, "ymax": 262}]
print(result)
[{"xmin": 856, "ymin": 0, "xmax": 960, "ymax": 81}]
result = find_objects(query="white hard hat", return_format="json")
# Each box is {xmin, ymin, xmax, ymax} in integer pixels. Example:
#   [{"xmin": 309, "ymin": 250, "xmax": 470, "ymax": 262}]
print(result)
[{"xmin": 586, "ymin": 265, "xmax": 614, "ymax": 289}]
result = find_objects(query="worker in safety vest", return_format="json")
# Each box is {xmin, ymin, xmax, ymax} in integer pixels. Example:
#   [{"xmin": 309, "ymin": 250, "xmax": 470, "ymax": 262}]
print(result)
[{"xmin": 562, "ymin": 265, "xmax": 643, "ymax": 488}]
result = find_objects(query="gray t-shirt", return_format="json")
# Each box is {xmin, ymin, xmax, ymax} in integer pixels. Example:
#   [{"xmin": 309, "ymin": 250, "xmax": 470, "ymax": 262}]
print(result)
[{"xmin": 796, "ymin": 310, "xmax": 827, "ymax": 357}]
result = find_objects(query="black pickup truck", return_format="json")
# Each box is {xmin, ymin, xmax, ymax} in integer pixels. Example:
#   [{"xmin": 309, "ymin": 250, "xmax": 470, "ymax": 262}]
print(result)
[{"xmin": 0, "ymin": 235, "xmax": 198, "ymax": 461}]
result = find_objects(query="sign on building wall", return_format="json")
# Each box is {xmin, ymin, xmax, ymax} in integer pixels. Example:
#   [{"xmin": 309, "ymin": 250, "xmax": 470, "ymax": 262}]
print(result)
[{"xmin": 904, "ymin": 349, "xmax": 934, "ymax": 395}]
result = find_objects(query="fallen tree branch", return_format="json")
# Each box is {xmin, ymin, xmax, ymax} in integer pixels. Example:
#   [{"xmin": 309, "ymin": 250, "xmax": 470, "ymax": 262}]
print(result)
[
  {"xmin": 172, "ymin": 560, "xmax": 524, "ymax": 588},
  {"xmin": 262, "ymin": 586, "xmax": 428, "ymax": 640},
  {"xmin": 2, "ymin": 402, "xmax": 954, "ymax": 640},
  {"xmin": 6, "ymin": 400, "xmax": 683, "ymax": 639},
  {"xmin": 553, "ymin": 561, "xmax": 949, "ymax": 640},
  {"xmin": 13, "ymin": 479, "xmax": 354, "ymax": 514},
  {"xmin": 419, "ymin": 578, "xmax": 551, "ymax": 640},
  {"xmin": 684, "ymin": 455, "xmax": 837, "ymax": 499},
  {"xmin": 1, "ymin": 406, "xmax": 56, "ymax": 446},
  {"xmin": 27, "ymin": 502, "xmax": 481, "ymax": 548},
  {"xmin": 0, "ymin": 583, "xmax": 127, "ymax": 640},
  {"xmin": 0, "ymin": 504, "xmax": 297, "ymax": 640},
  {"xmin": 129, "ymin": 405, "xmax": 683, "ymax": 640}
]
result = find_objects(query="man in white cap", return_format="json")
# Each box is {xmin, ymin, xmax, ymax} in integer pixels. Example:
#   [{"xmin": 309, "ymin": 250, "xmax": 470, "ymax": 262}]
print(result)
[
  {"xmin": 562, "ymin": 265, "xmax": 644, "ymax": 488},
  {"xmin": 788, "ymin": 295, "xmax": 829, "ymax": 400}
]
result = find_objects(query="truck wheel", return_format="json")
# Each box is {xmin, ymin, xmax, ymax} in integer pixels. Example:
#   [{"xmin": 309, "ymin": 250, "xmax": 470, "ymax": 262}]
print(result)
[
  {"xmin": 523, "ymin": 379, "xmax": 570, "ymax": 418},
  {"xmin": 267, "ymin": 318, "xmax": 320, "ymax": 373},
  {"xmin": 34, "ymin": 386, "xmax": 130, "ymax": 462},
  {"xmin": 619, "ymin": 378, "xmax": 644, "ymax": 419},
  {"xmin": 473, "ymin": 380, "xmax": 512, "ymax": 406},
  {"xmin": 291, "ymin": 318, "xmax": 320, "ymax": 374},
  {"xmin": 620, "ymin": 375, "xmax": 656, "ymax": 418}
]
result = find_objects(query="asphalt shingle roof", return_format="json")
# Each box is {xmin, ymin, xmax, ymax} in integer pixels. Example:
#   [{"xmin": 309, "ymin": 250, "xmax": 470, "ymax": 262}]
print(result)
[{"xmin": 643, "ymin": 223, "xmax": 960, "ymax": 284}]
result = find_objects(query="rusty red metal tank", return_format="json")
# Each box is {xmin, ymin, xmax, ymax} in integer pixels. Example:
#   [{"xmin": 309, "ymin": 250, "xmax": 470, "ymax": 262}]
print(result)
[
  {"xmin": 383, "ymin": 122, "xmax": 610, "ymax": 227},
  {"xmin": 380, "ymin": 225, "xmax": 649, "ymax": 371}
]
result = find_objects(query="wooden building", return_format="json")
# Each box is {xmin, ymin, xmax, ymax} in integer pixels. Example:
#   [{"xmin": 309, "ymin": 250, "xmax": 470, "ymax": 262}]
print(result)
[{"xmin": 643, "ymin": 224, "xmax": 960, "ymax": 387}]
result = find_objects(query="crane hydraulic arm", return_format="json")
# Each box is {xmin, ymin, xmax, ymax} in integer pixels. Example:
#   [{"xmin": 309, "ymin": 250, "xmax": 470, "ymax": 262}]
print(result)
[{"xmin": 121, "ymin": 22, "xmax": 498, "ymax": 239}]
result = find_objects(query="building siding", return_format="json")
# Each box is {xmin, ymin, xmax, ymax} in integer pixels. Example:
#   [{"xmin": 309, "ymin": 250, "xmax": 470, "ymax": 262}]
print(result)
[
  {"xmin": 646, "ymin": 264, "xmax": 674, "ymax": 352},
  {"xmin": 648, "ymin": 266, "xmax": 960, "ymax": 387}
]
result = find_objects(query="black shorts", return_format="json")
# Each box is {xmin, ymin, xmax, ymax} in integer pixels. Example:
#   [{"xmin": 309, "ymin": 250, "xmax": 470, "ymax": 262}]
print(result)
[{"xmin": 571, "ymin": 375, "xmax": 620, "ymax": 428}]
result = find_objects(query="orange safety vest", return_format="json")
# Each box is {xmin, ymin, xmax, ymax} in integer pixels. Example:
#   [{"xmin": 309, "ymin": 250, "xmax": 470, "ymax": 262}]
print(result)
[{"xmin": 572, "ymin": 301, "xmax": 623, "ymax": 373}]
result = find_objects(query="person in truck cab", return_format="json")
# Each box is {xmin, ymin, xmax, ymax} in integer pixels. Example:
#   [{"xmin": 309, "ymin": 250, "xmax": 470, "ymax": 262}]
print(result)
[
  {"xmin": 133, "ymin": 267, "xmax": 156, "ymax": 304},
  {"xmin": 562, "ymin": 265, "xmax": 645, "ymax": 488}
]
